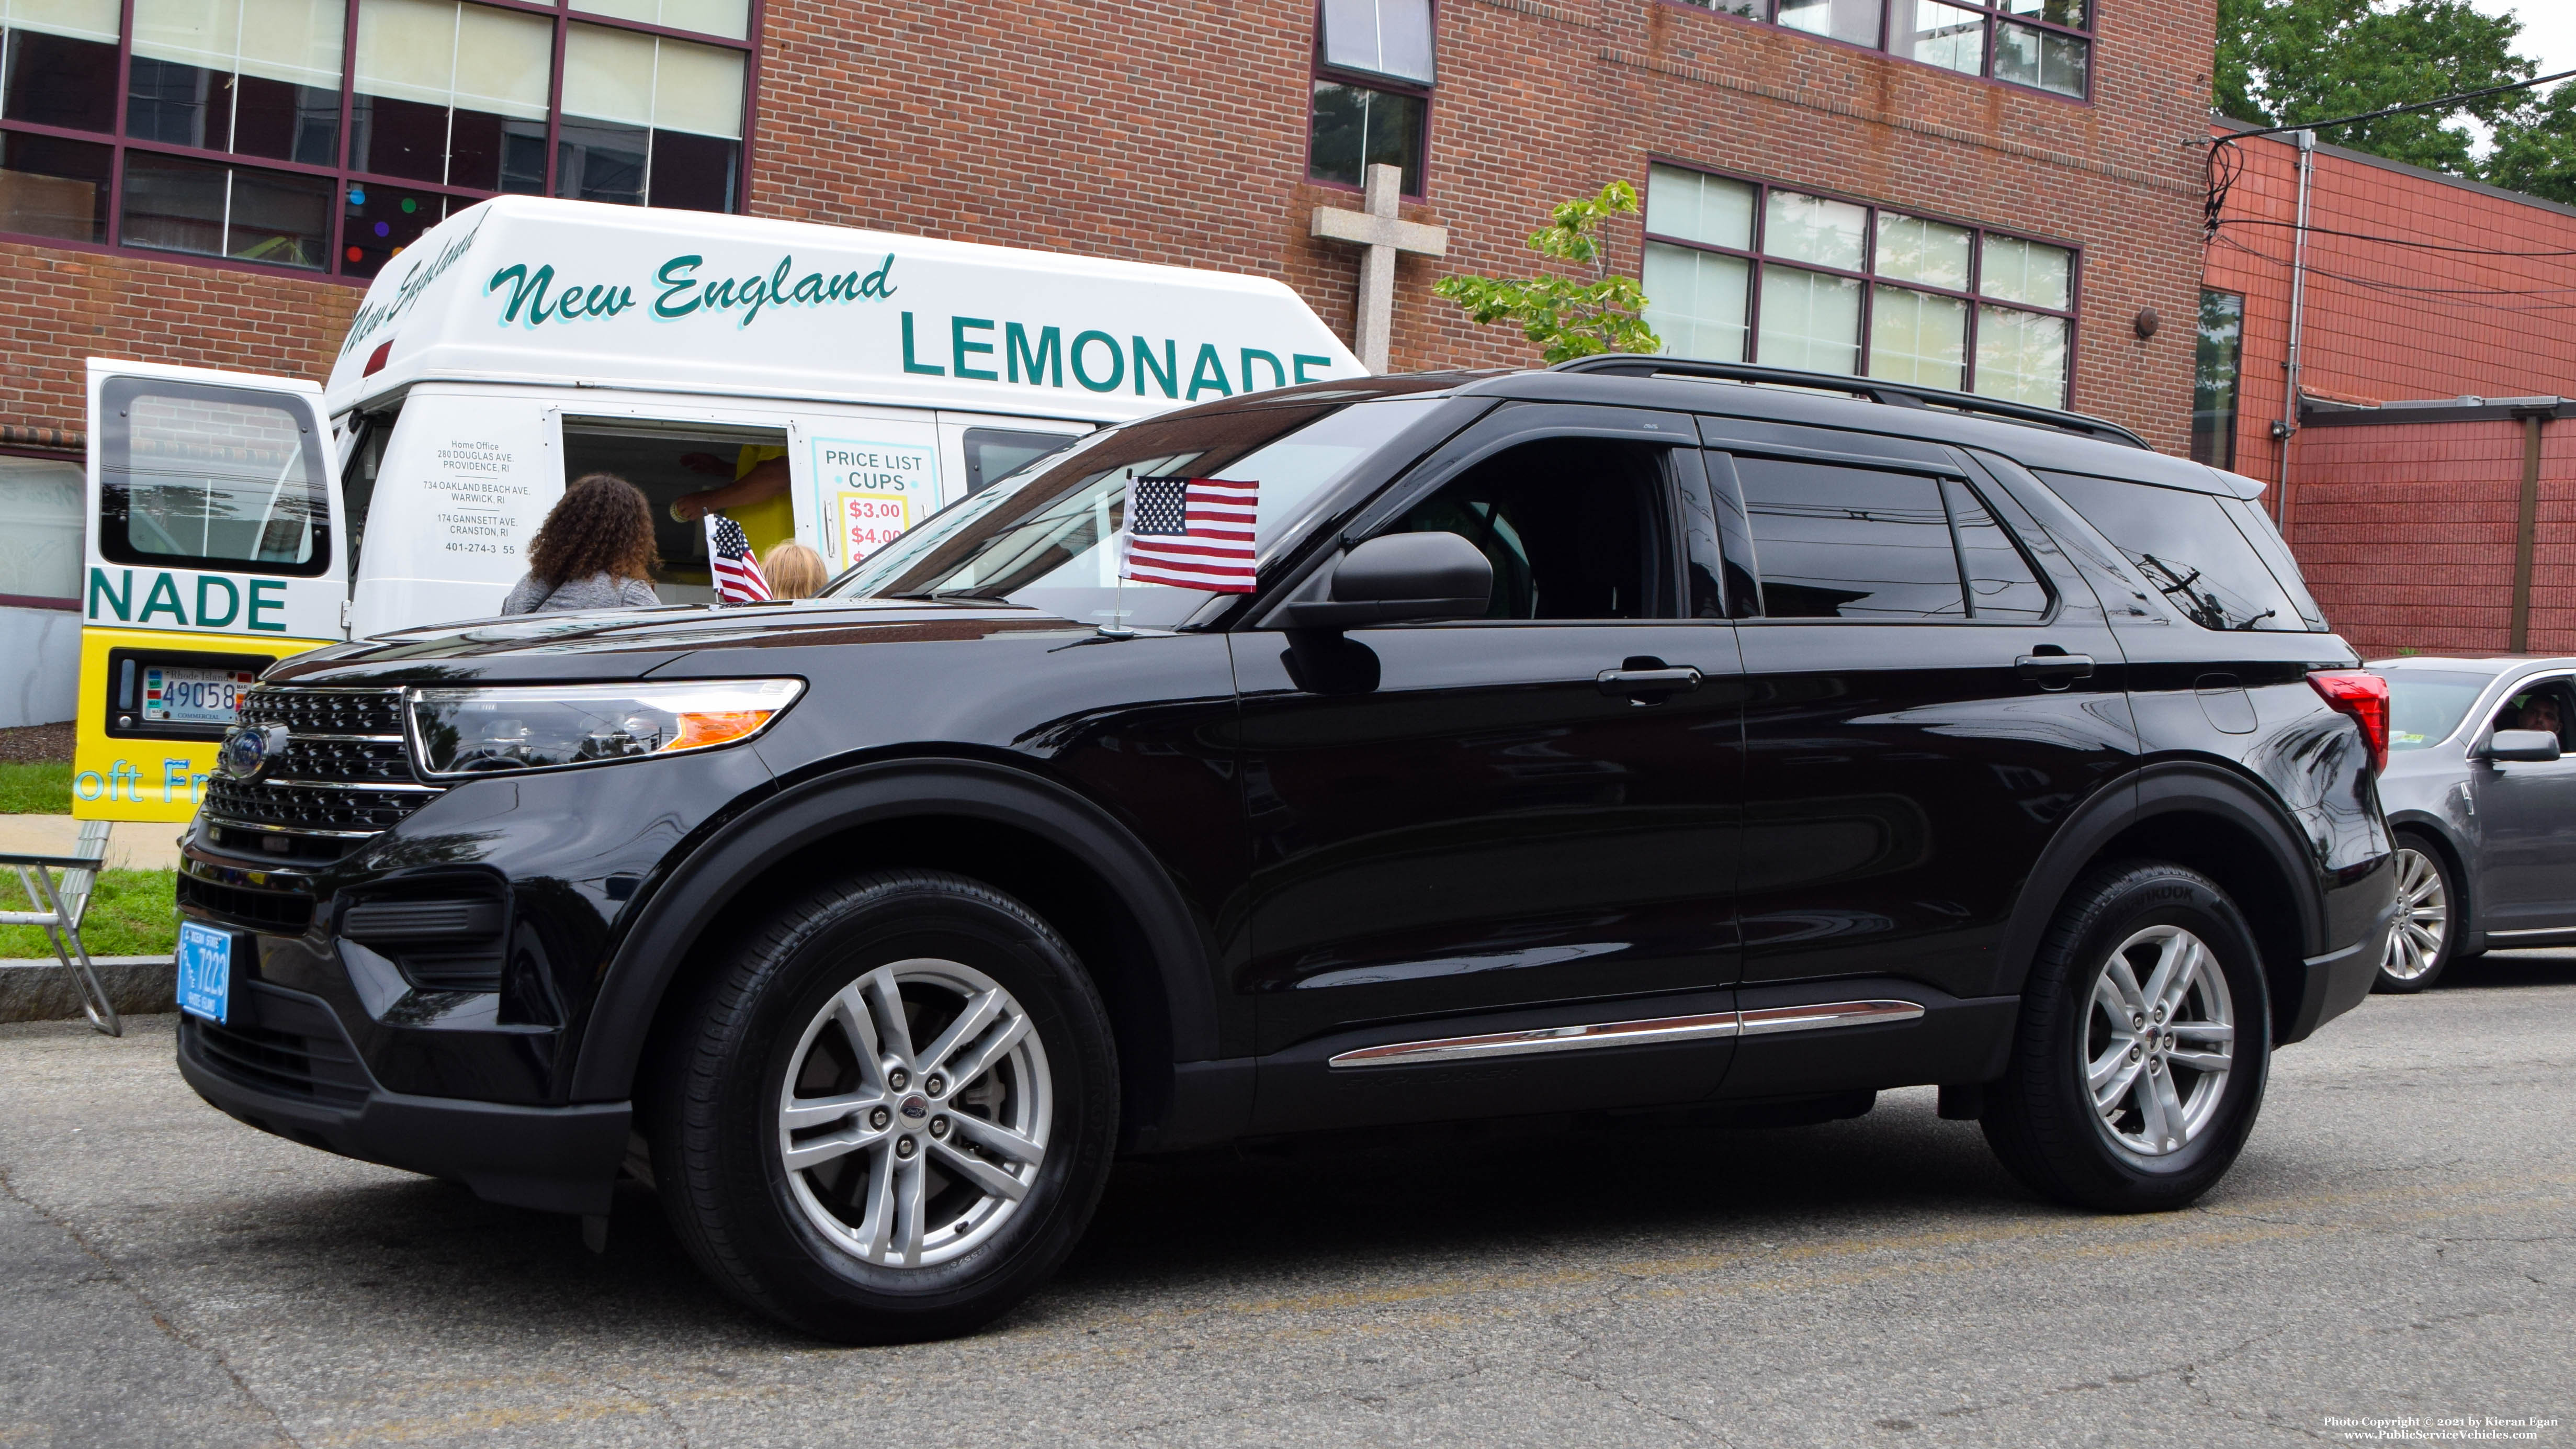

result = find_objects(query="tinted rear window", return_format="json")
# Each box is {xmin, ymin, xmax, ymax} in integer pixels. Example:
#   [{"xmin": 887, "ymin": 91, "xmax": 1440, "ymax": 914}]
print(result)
[
  {"xmin": 2039, "ymin": 473, "xmax": 2312, "ymax": 632},
  {"xmin": 2219, "ymin": 495, "xmax": 2328, "ymax": 630}
]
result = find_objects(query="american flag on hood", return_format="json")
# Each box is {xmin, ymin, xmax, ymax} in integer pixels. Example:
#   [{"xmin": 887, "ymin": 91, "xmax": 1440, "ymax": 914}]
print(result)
[
  {"xmin": 706, "ymin": 514, "xmax": 771, "ymax": 603},
  {"xmin": 1121, "ymin": 475, "xmax": 1258, "ymax": 593}
]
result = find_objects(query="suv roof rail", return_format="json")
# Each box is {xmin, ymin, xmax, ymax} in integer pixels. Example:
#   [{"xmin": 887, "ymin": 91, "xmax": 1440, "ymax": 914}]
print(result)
[{"xmin": 1549, "ymin": 354, "xmax": 2152, "ymax": 450}]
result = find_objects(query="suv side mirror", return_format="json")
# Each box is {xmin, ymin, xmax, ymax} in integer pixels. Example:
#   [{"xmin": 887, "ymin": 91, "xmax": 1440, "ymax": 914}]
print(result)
[
  {"xmin": 1270, "ymin": 532, "xmax": 1493, "ymax": 629},
  {"xmin": 2484, "ymin": 729, "xmax": 2563, "ymax": 762}
]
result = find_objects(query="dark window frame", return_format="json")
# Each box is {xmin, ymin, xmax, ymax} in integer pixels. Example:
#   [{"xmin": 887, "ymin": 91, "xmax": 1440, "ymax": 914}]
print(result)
[
  {"xmin": 2190, "ymin": 288, "xmax": 2246, "ymax": 473},
  {"xmin": 1641, "ymin": 156, "xmax": 2084, "ymax": 409},
  {"xmin": 0, "ymin": 0, "xmax": 760, "ymax": 284},
  {"xmin": 1657, "ymin": 0, "xmax": 2095, "ymax": 104},
  {"xmin": 1305, "ymin": 0, "xmax": 1434, "ymax": 201}
]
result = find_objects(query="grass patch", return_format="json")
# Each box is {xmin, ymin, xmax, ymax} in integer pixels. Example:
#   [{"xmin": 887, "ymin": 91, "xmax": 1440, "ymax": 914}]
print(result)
[
  {"xmin": 0, "ymin": 869, "xmax": 178, "ymax": 958},
  {"xmin": 0, "ymin": 761, "xmax": 72, "ymax": 814}
]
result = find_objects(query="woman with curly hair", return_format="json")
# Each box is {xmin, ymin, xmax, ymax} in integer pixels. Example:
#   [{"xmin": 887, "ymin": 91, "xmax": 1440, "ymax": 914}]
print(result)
[{"xmin": 501, "ymin": 473, "xmax": 663, "ymax": 614}]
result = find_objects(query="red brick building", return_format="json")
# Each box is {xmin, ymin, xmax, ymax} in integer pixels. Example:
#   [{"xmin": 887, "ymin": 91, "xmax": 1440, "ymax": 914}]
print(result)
[
  {"xmin": 2202, "ymin": 122, "xmax": 2576, "ymax": 657},
  {"xmin": 2, "ymin": 0, "xmax": 2216, "ymax": 647}
]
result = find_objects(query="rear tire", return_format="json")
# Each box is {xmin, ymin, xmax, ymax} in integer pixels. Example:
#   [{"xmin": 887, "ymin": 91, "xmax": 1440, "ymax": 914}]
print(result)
[
  {"xmin": 2372, "ymin": 835, "xmax": 2459, "ymax": 994},
  {"xmin": 649, "ymin": 870, "xmax": 1118, "ymax": 1343},
  {"xmin": 1982, "ymin": 861, "xmax": 2272, "ymax": 1212}
]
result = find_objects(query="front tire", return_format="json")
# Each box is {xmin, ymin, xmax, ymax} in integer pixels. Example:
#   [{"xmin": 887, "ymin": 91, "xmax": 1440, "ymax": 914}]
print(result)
[
  {"xmin": 1982, "ymin": 861, "xmax": 2272, "ymax": 1212},
  {"xmin": 649, "ymin": 870, "xmax": 1118, "ymax": 1343},
  {"xmin": 2374, "ymin": 835, "xmax": 2459, "ymax": 994}
]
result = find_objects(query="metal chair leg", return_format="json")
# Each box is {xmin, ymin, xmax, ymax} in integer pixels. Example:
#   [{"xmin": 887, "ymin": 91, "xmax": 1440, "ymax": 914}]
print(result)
[{"xmin": 24, "ymin": 864, "xmax": 120, "ymax": 1038}]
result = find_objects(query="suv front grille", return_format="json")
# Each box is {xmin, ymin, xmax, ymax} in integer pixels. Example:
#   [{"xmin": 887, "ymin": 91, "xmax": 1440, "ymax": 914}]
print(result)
[
  {"xmin": 252, "ymin": 688, "xmax": 405, "ymax": 738},
  {"xmin": 205, "ymin": 779, "xmax": 436, "ymax": 834},
  {"xmin": 202, "ymin": 687, "xmax": 444, "ymax": 858}
]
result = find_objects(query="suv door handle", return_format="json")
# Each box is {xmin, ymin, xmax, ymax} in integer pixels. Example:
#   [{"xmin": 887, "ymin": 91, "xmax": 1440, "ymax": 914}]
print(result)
[
  {"xmin": 1597, "ymin": 666, "xmax": 1703, "ymax": 698},
  {"xmin": 2015, "ymin": 653, "xmax": 2096, "ymax": 688}
]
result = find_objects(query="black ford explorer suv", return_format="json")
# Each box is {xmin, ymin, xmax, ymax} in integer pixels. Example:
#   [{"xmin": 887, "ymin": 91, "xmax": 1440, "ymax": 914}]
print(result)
[{"xmin": 177, "ymin": 358, "xmax": 2396, "ymax": 1342}]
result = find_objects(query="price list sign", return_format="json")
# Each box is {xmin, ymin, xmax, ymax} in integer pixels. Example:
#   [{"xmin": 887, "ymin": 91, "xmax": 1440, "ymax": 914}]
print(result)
[{"xmin": 810, "ymin": 437, "xmax": 939, "ymax": 568}]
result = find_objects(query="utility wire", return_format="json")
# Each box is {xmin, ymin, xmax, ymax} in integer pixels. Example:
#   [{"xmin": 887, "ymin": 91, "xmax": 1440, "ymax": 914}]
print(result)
[
  {"xmin": 2216, "ymin": 216, "xmax": 2576, "ymax": 260},
  {"xmin": 2214, "ymin": 232, "xmax": 2576, "ymax": 318},
  {"xmin": 2205, "ymin": 68, "xmax": 2576, "ymax": 231},
  {"xmin": 2223, "ymin": 66, "xmax": 2576, "ymax": 143}
]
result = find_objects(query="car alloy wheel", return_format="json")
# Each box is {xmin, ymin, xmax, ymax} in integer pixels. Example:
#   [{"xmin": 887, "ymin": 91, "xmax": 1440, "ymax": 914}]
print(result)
[
  {"xmin": 2380, "ymin": 846, "xmax": 2448, "ymax": 984},
  {"xmin": 776, "ymin": 958, "xmax": 1052, "ymax": 1269},
  {"xmin": 2083, "ymin": 924, "xmax": 2235, "ymax": 1159}
]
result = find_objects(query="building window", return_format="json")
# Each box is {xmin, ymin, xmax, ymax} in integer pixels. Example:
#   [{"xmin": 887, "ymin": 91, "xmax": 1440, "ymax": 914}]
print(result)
[
  {"xmin": 1673, "ymin": 0, "xmax": 2092, "ymax": 100},
  {"xmin": 2192, "ymin": 289, "xmax": 2246, "ymax": 471},
  {"xmin": 0, "ymin": 0, "xmax": 754, "ymax": 282},
  {"xmin": 0, "ymin": 451, "xmax": 84, "ymax": 606},
  {"xmin": 1308, "ymin": 0, "xmax": 1432, "ymax": 196},
  {"xmin": 1641, "ymin": 161, "xmax": 2078, "ymax": 407}
]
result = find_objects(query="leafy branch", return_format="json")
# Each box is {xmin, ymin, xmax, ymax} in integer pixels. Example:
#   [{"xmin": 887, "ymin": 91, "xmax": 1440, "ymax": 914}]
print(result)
[{"xmin": 1432, "ymin": 181, "xmax": 1662, "ymax": 365}]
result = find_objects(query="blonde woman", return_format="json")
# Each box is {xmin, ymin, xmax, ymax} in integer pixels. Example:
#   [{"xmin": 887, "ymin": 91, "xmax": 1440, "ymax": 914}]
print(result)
[{"xmin": 760, "ymin": 541, "xmax": 830, "ymax": 599}]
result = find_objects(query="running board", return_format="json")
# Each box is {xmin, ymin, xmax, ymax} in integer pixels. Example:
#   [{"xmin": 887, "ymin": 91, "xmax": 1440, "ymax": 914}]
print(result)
[{"xmin": 1326, "ymin": 999, "xmax": 1925, "ymax": 1069}]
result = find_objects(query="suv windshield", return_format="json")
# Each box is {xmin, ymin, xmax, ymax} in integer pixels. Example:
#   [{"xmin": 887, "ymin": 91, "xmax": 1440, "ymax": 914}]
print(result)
[
  {"xmin": 828, "ymin": 398, "xmax": 1441, "ymax": 629},
  {"xmin": 2388, "ymin": 669, "xmax": 2497, "ymax": 750}
]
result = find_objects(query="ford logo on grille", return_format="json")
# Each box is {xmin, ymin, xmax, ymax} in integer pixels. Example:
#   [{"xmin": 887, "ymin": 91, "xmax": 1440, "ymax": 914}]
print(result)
[{"xmin": 218, "ymin": 724, "xmax": 291, "ymax": 781}]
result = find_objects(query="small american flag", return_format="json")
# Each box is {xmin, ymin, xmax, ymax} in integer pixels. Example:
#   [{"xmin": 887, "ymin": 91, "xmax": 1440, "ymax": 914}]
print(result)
[
  {"xmin": 706, "ymin": 514, "xmax": 771, "ymax": 602},
  {"xmin": 1122, "ymin": 476, "xmax": 1258, "ymax": 593}
]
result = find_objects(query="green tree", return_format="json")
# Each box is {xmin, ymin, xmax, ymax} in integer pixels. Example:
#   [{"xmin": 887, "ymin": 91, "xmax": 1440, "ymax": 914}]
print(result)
[
  {"xmin": 1432, "ymin": 182, "xmax": 1661, "ymax": 364},
  {"xmin": 2214, "ymin": 0, "xmax": 2576, "ymax": 204},
  {"xmin": 2216, "ymin": 0, "xmax": 2529, "ymax": 175},
  {"xmin": 2484, "ymin": 81, "xmax": 2576, "ymax": 203}
]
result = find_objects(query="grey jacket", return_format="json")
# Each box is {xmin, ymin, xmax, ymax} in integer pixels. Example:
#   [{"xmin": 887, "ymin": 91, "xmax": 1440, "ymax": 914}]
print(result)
[{"xmin": 500, "ymin": 571, "xmax": 661, "ymax": 615}]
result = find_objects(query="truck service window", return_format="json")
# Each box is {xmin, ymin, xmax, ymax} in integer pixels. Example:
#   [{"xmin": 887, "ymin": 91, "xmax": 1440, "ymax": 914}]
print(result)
[{"xmin": 560, "ymin": 418, "xmax": 788, "ymax": 604}]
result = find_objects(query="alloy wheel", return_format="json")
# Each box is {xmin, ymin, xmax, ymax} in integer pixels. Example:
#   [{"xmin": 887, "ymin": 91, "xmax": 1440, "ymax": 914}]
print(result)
[
  {"xmin": 2083, "ymin": 925, "xmax": 2235, "ymax": 1158},
  {"xmin": 775, "ymin": 958, "xmax": 1052, "ymax": 1268},
  {"xmin": 2380, "ymin": 847, "xmax": 2448, "ymax": 983}
]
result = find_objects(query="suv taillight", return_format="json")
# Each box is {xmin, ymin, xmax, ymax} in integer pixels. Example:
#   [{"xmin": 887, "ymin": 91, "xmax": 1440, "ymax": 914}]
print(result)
[{"xmin": 2309, "ymin": 670, "xmax": 2390, "ymax": 774}]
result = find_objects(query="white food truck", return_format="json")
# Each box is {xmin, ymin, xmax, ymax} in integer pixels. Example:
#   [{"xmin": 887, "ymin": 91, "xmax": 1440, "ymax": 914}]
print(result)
[{"xmin": 74, "ymin": 195, "xmax": 1363, "ymax": 823}]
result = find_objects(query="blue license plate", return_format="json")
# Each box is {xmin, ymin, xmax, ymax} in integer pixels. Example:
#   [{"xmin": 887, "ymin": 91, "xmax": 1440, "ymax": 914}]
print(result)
[{"xmin": 176, "ymin": 921, "xmax": 233, "ymax": 1024}]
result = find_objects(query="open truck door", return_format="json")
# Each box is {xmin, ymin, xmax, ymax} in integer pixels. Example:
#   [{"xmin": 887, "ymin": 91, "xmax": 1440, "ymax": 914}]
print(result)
[{"xmin": 78, "ymin": 359, "xmax": 346, "ymax": 825}]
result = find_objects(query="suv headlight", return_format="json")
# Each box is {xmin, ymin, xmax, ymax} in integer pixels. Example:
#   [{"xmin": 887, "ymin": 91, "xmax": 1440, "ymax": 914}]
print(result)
[{"xmin": 405, "ymin": 680, "xmax": 805, "ymax": 779}]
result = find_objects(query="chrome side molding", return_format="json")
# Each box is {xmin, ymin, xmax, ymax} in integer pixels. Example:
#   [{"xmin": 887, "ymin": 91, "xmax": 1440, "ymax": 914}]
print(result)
[
  {"xmin": 1326, "ymin": 999, "xmax": 1925, "ymax": 1069},
  {"xmin": 1737, "ymin": 999, "xmax": 1925, "ymax": 1036}
]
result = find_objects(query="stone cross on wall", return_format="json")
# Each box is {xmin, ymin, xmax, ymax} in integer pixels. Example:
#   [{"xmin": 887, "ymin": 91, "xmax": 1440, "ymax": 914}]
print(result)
[{"xmin": 1310, "ymin": 163, "xmax": 1449, "ymax": 373}]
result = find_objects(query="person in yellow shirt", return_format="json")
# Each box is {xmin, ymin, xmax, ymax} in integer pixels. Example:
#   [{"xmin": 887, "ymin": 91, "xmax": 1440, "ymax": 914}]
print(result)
[{"xmin": 672, "ymin": 444, "xmax": 795, "ymax": 556}]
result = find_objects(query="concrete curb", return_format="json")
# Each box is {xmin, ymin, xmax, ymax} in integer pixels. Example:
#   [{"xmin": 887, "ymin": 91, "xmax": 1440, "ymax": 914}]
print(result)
[{"xmin": 0, "ymin": 956, "xmax": 176, "ymax": 1022}]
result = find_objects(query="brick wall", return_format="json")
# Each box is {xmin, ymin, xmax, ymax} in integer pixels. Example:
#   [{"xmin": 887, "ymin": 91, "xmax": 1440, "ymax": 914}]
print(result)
[
  {"xmin": 753, "ymin": 0, "xmax": 2218, "ymax": 451},
  {"xmin": 2280, "ymin": 419, "xmax": 2576, "ymax": 657},
  {"xmin": 0, "ymin": 248, "xmax": 362, "ymax": 437},
  {"xmin": 2206, "ymin": 130, "xmax": 2576, "ymax": 654},
  {"xmin": 0, "ymin": 0, "xmax": 2215, "ymax": 453}
]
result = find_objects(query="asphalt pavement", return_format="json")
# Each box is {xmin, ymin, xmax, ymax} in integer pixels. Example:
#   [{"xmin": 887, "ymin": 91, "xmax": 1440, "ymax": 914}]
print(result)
[{"xmin": 3, "ymin": 954, "xmax": 2570, "ymax": 1448}]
